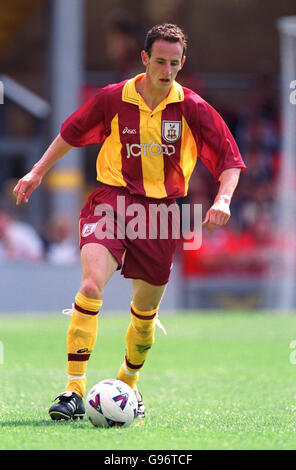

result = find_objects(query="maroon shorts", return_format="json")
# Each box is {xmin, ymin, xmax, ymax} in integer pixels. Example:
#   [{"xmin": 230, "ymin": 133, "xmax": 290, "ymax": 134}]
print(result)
[{"xmin": 79, "ymin": 185, "xmax": 180, "ymax": 285}]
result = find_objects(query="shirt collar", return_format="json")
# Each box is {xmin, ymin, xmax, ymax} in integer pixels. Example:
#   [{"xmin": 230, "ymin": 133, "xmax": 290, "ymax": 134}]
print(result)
[{"xmin": 122, "ymin": 73, "xmax": 184, "ymax": 110}]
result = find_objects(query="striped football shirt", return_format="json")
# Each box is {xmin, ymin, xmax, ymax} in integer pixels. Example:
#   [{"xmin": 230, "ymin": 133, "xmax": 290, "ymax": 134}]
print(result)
[{"xmin": 61, "ymin": 73, "xmax": 246, "ymax": 199}]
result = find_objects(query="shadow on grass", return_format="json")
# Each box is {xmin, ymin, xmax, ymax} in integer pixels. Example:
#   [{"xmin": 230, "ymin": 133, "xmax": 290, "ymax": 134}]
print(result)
[{"xmin": 0, "ymin": 419, "xmax": 87, "ymax": 427}]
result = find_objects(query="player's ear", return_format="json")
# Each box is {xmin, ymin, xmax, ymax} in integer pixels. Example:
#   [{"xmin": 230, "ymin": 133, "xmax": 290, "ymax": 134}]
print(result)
[
  {"xmin": 179, "ymin": 56, "xmax": 186, "ymax": 71},
  {"xmin": 141, "ymin": 50, "xmax": 149, "ymax": 67}
]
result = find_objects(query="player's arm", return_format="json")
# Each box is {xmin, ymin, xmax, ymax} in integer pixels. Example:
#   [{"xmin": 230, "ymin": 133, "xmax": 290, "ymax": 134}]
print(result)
[
  {"xmin": 187, "ymin": 97, "xmax": 246, "ymax": 232},
  {"xmin": 202, "ymin": 167, "xmax": 241, "ymax": 231},
  {"xmin": 13, "ymin": 133, "xmax": 72, "ymax": 205},
  {"xmin": 14, "ymin": 86, "xmax": 109, "ymax": 205}
]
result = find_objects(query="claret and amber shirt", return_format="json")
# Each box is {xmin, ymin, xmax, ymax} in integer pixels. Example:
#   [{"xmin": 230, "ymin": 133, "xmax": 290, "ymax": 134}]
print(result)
[{"xmin": 61, "ymin": 73, "xmax": 246, "ymax": 199}]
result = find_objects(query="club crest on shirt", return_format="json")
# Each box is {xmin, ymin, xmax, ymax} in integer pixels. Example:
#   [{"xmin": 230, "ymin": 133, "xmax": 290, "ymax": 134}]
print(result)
[
  {"xmin": 81, "ymin": 222, "xmax": 97, "ymax": 237},
  {"xmin": 162, "ymin": 120, "xmax": 182, "ymax": 143}
]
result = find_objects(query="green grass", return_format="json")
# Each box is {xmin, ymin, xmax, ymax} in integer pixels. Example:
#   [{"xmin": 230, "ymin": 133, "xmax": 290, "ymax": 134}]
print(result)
[{"xmin": 1, "ymin": 311, "xmax": 296, "ymax": 450}]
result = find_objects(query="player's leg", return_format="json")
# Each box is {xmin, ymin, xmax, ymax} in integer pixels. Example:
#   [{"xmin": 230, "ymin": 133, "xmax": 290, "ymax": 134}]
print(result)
[
  {"xmin": 49, "ymin": 243, "xmax": 118, "ymax": 420},
  {"xmin": 117, "ymin": 279, "xmax": 167, "ymax": 391},
  {"xmin": 66, "ymin": 243, "xmax": 118, "ymax": 396},
  {"xmin": 131, "ymin": 279, "xmax": 167, "ymax": 311}
]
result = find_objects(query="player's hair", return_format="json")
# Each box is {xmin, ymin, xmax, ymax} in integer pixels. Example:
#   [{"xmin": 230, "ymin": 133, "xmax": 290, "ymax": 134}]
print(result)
[{"xmin": 144, "ymin": 23, "xmax": 187, "ymax": 58}]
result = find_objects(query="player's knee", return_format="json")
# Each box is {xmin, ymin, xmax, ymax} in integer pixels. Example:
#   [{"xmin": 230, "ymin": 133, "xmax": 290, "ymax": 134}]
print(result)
[{"xmin": 80, "ymin": 277, "xmax": 103, "ymax": 300}]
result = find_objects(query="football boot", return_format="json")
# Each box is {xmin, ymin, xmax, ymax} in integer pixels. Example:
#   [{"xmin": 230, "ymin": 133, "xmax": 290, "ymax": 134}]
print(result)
[
  {"xmin": 49, "ymin": 391, "xmax": 85, "ymax": 420},
  {"xmin": 134, "ymin": 388, "xmax": 145, "ymax": 419}
]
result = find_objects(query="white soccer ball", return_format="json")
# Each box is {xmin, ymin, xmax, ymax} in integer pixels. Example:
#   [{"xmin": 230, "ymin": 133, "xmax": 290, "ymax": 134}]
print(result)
[{"xmin": 86, "ymin": 379, "xmax": 138, "ymax": 428}]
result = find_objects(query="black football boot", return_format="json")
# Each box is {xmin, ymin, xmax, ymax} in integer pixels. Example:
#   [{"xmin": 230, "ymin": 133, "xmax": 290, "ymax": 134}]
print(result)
[{"xmin": 49, "ymin": 391, "xmax": 85, "ymax": 421}]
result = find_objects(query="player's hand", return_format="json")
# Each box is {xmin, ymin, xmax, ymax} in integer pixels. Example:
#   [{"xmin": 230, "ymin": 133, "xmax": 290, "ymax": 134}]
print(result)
[
  {"xmin": 13, "ymin": 170, "xmax": 43, "ymax": 206},
  {"xmin": 202, "ymin": 198, "xmax": 231, "ymax": 232}
]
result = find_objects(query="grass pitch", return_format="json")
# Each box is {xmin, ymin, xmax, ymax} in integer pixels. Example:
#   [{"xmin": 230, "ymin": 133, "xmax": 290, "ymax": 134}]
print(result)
[{"xmin": 0, "ymin": 311, "xmax": 296, "ymax": 450}]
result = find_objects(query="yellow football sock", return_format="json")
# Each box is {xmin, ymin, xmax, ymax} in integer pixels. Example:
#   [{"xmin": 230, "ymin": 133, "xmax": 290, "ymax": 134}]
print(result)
[
  {"xmin": 66, "ymin": 292, "xmax": 102, "ymax": 397},
  {"xmin": 117, "ymin": 302, "xmax": 158, "ymax": 389}
]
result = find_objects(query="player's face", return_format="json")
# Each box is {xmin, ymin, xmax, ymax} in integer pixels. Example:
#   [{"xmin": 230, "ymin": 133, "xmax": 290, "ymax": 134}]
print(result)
[{"xmin": 142, "ymin": 40, "xmax": 185, "ymax": 91}]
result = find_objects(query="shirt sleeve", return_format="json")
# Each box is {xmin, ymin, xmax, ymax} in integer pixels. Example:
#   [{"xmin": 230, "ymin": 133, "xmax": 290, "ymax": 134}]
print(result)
[
  {"xmin": 60, "ymin": 86, "xmax": 109, "ymax": 147},
  {"xmin": 186, "ymin": 94, "xmax": 246, "ymax": 182}
]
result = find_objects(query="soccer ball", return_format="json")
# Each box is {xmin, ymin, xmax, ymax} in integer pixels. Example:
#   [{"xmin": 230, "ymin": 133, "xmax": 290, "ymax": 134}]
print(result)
[{"xmin": 86, "ymin": 379, "xmax": 137, "ymax": 428}]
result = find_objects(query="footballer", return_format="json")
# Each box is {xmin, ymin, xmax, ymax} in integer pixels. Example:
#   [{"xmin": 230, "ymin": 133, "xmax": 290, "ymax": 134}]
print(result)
[{"xmin": 13, "ymin": 23, "xmax": 246, "ymax": 421}]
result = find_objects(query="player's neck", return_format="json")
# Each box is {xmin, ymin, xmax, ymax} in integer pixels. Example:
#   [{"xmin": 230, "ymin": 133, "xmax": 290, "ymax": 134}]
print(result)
[{"xmin": 136, "ymin": 75, "xmax": 171, "ymax": 111}]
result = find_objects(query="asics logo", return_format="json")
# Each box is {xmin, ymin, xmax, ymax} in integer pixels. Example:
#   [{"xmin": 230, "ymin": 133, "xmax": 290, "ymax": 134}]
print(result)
[
  {"xmin": 77, "ymin": 348, "xmax": 91, "ymax": 354},
  {"xmin": 122, "ymin": 127, "xmax": 136, "ymax": 134},
  {"xmin": 126, "ymin": 142, "xmax": 175, "ymax": 158}
]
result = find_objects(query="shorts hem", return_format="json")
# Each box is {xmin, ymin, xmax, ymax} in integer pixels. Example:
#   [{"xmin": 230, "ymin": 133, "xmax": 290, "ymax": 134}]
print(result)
[
  {"xmin": 121, "ymin": 272, "xmax": 169, "ymax": 286},
  {"xmin": 80, "ymin": 239, "xmax": 122, "ymax": 269}
]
